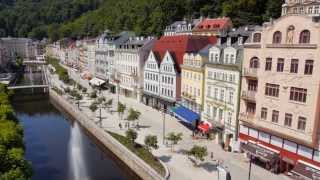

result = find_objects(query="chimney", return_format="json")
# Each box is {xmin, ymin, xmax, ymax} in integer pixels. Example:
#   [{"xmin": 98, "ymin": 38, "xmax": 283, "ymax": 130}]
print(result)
[
  {"xmin": 217, "ymin": 37, "xmax": 221, "ymax": 46},
  {"xmin": 238, "ymin": 36, "xmax": 243, "ymax": 45},
  {"xmin": 227, "ymin": 37, "xmax": 231, "ymax": 46}
]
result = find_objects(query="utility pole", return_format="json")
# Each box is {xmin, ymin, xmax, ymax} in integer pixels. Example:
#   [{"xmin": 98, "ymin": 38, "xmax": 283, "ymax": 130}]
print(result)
[
  {"xmin": 248, "ymin": 155, "xmax": 252, "ymax": 180},
  {"xmin": 162, "ymin": 108, "xmax": 166, "ymax": 145}
]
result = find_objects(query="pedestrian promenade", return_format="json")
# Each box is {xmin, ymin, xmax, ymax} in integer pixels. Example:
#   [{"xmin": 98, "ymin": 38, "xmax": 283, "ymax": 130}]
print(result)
[{"xmin": 49, "ymin": 69, "xmax": 291, "ymax": 180}]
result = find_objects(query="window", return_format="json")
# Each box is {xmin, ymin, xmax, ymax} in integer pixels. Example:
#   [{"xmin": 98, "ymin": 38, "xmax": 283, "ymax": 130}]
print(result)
[
  {"xmin": 273, "ymin": 31, "xmax": 282, "ymax": 44},
  {"xmin": 298, "ymin": 117, "xmax": 306, "ymax": 131},
  {"xmin": 225, "ymin": 54, "xmax": 229, "ymax": 64},
  {"xmin": 265, "ymin": 83, "xmax": 280, "ymax": 97},
  {"xmin": 304, "ymin": 60, "xmax": 313, "ymax": 75},
  {"xmin": 308, "ymin": 6, "xmax": 313, "ymax": 14},
  {"xmin": 285, "ymin": 113, "xmax": 292, "ymax": 127},
  {"xmin": 290, "ymin": 59, "xmax": 299, "ymax": 73},
  {"xmin": 290, "ymin": 87, "xmax": 307, "ymax": 103},
  {"xmin": 277, "ymin": 58, "xmax": 284, "ymax": 72},
  {"xmin": 246, "ymin": 102, "xmax": 256, "ymax": 114},
  {"xmin": 299, "ymin": 30, "xmax": 310, "ymax": 44},
  {"xmin": 250, "ymin": 57, "xmax": 259, "ymax": 68},
  {"xmin": 227, "ymin": 112, "xmax": 232, "ymax": 125},
  {"xmin": 272, "ymin": 110, "xmax": 279, "ymax": 123},
  {"xmin": 261, "ymin": 107, "xmax": 267, "ymax": 120},
  {"xmin": 315, "ymin": 6, "xmax": 319, "ymax": 14},
  {"xmin": 253, "ymin": 33, "xmax": 261, "ymax": 43},
  {"xmin": 214, "ymin": 88, "xmax": 218, "ymax": 99},
  {"xmin": 248, "ymin": 80, "xmax": 258, "ymax": 91},
  {"xmin": 265, "ymin": 58, "xmax": 272, "ymax": 71},
  {"xmin": 220, "ymin": 89, "xmax": 225, "ymax": 101},
  {"xmin": 207, "ymin": 86, "xmax": 211, "ymax": 97},
  {"xmin": 229, "ymin": 92, "xmax": 234, "ymax": 104}
]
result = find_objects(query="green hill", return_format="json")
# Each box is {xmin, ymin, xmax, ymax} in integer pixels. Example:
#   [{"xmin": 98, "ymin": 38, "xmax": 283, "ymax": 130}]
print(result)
[{"xmin": 0, "ymin": 0, "xmax": 283, "ymax": 41}]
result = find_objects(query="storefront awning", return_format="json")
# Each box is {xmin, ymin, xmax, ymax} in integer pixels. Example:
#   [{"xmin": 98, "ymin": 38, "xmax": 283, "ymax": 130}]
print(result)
[
  {"xmin": 89, "ymin": 77, "xmax": 105, "ymax": 86},
  {"xmin": 241, "ymin": 142, "xmax": 279, "ymax": 162},
  {"xmin": 291, "ymin": 160, "xmax": 320, "ymax": 180},
  {"xmin": 198, "ymin": 123, "xmax": 210, "ymax": 132},
  {"xmin": 172, "ymin": 106, "xmax": 199, "ymax": 124}
]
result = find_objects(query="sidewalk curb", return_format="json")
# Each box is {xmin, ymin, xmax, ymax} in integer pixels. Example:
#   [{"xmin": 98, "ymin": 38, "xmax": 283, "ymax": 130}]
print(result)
[{"xmin": 159, "ymin": 159, "xmax": 170, "ymax": 180}]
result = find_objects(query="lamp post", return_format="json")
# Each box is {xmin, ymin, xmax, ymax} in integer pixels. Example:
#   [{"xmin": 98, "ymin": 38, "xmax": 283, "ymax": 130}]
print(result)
[
  {"xmin": 162, "ymin": 107, "xmax": 166, "ymax": 145},
  {"xmin": 248, "ymin": 154, "xmax": 252, "ymax": 180}
]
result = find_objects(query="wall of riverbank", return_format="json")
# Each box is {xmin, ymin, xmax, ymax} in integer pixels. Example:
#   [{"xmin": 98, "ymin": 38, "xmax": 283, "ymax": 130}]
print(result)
[{"xmin": 49, "ymin": 89, "xmax": 165, "ymax": 180}]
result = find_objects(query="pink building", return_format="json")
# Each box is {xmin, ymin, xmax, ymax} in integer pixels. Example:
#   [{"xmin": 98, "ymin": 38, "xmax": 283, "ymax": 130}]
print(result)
[{"xmin": 239, "ymin": 7, "xmax": 320, "ymax": 178}]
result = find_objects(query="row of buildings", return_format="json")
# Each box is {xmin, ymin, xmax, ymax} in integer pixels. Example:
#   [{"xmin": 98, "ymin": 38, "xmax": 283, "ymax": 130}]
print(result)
[{"xmin": 47, "ymin": 0, "xmax": 320, "ymax": 178}]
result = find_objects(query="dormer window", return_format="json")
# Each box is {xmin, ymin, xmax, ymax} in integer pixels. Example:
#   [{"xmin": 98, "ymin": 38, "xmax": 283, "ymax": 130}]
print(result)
[{"xmin": 238, "ymin": 37, "xmax": 243, "ymax": 45}]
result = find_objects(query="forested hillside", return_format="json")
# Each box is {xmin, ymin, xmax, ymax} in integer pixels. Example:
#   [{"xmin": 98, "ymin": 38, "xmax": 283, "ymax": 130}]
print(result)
[{"xmin": 0, "ymin": 0, "xmax": 283, "ymax": 41}]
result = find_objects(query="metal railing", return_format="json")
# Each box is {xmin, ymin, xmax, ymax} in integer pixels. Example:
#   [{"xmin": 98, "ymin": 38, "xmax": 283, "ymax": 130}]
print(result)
[
  {"xmin": 241, "ymin": 90, "xmax": 257, "ymax": 102},
  {"xmin": 243, "ymin": 68, "xmax": 258, "ymax": 78}
]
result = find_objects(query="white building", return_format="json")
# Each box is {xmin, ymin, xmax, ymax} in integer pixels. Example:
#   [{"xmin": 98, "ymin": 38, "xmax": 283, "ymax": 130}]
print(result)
[
  {"xmin": 115, "ymin": 36, "xmax": 156, "ymax": 101},
  {"xmin": 164, "ymin": 18, "xmax": 201, "ymax": 36},
  {"xmin": 282, "ymin": 0, "xmax": 320, "ymax": 16},
  {"xmin": 202, "ymin": 27, "xmax": 255, "ymax": 151}
]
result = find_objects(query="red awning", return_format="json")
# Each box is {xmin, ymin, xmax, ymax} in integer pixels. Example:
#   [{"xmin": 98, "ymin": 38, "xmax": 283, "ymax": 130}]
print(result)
[{"xmin": 198, "ymin": 123, "xmax": 210, "ymax": 132}]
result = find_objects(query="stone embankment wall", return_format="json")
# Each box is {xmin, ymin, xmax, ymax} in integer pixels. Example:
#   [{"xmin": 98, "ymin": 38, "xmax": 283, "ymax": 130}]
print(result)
[{"xmin": 49, "ymin": 89, "xmax": 165, "ymax": 180}]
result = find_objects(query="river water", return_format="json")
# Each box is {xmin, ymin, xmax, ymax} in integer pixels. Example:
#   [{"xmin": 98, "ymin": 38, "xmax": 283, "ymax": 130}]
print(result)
[{"xmin": 13, "ymin": 98, "xmax": 137, "ymax": 180}]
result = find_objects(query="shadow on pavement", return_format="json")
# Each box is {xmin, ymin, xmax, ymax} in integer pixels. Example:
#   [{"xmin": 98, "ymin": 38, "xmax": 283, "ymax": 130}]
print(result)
[
  {"xmin": 199, "ymin": 162, "xmax": 218, "ymax": 172},
  {"xmin": 158, "ymin": 155, "xmax": 172, "ymax": 163}
]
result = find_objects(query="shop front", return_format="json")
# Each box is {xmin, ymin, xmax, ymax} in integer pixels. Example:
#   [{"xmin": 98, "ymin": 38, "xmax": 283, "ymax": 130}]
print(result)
[
  {"xmin": 241, "ymin": 142, "xmax": 280, "ymax": 173},
  {"xmin": 291, "ymin": 160, "xmax": 320, "ymax": 180},
  {"xmin": 239, "ymin": 124, "xmax": 320, "ymax": 176}
]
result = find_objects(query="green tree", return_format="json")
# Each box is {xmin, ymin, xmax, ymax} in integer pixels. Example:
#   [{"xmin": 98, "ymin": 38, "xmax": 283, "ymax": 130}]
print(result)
[
  {"xmin": 125, "ymin": 129, "xmax": 137, "ymax": 144},
  {"xmin": 187, "ymin": 145, "xmax": 208, "ymax": 166},
  {"xmin": 89, "ymin": 102, "xmax": 98, "ymax": 113},
  {"xmin": 104, "ymin": 99, "xmax": 113, "ymax": 112},
  {"xmin": 126, "ymin": 108, "xmax": 141, "ymax": 127},
  {"xmin": 166, "ymin": 132, "xmax": 183, "ymax": 152},
  {"xmin": 117, "ymin": 102, "xmax": 126, "ymax": 121},
  {"xmin": 144, "ymin": 135, "xmax": 158, "ymax": 152},
  {"xmin": 90, "ymin": 90, "xmax": 97, "ymax": 99}
]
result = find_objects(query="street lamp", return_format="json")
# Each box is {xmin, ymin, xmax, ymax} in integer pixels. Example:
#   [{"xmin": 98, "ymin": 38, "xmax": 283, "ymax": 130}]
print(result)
[
  {"xmin": 248, "ymin": 154, "xmax": 252, "ymax": 180},
  {"xmin": 161, "ymin": 107, "xmax": 166, "ymax": 145}
]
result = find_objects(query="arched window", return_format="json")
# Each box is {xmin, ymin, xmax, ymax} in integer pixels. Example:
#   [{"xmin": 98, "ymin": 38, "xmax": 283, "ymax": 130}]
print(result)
[
  {"xmin": 253, "ymin": 33, "xmax": 261, "ymax": 43},
  {"xmin": 250, "ymin": 57, "xmax": 260, "ymax": 68},
  {"xmin": 273, "ymin": 31, "xmax": 282, "ymax": 44},
  {"xmin": 299, "ymin": 30, "xmax": 310, "ymax": 44}
]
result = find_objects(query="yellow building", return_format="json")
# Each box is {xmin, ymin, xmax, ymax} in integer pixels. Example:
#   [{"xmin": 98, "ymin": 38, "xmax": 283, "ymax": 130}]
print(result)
[{"xmin": 181, "ymin": 46, "xmax": 210, "ymax": 115}]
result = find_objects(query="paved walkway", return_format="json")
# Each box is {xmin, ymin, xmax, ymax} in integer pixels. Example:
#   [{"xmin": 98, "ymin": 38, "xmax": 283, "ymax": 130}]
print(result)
[{"xmin": 48, "ymin": 68, "xmax": 292, "ymax": 180}]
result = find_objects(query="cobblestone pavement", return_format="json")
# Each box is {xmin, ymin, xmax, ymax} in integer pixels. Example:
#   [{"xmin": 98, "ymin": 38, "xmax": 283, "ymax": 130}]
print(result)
[{"xmin": 48, "ymin": 69, "xmax": 292, "ymax": 180}]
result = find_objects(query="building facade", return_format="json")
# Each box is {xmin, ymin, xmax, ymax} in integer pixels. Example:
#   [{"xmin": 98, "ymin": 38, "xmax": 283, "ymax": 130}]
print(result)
[
  {"xmin": 115, "ymin": 36, "xmax": 156, "ymax": 101},
  {"xmin": 239, "ymin": 11, "xmax": 320, "ymax": 175},
  {"xmin": 180, "ymin": 47, "xmax": 209, "ymax": 115},
  {"xmin": 192, "ymin": 17, "xmax": 233, "ymax": 36},
  {"xmin": 164, "ymin": 18, "xmax": 201, "ymax": 36},
  {"xmin": 282, "ymin": 0, "xmax": 320, "ymax": 16},
  {"xmin": 142, "ymin": 35, "xmax": 215, "ymax": 112},
  {"xmin": 202, "ymin": 27, "xmax": 255, "ymax": 151}
]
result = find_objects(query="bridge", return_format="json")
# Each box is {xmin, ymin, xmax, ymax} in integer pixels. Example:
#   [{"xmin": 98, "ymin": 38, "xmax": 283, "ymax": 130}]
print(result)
[
  {"xmin": 23, "ymin": 61, "xmax": 47, "ymax": 65},
  {"xmin": 8, "ymin": 84, "xmax": 49, "ymax": 90}
]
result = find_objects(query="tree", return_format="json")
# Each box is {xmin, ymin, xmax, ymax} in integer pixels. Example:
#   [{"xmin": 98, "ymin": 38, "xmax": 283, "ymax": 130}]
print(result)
[
  {"xmin": 166, "ymin": 132, "xmax": 183, "ymax": 152},
  {"xmin": 104, "ymin": 99, "xmax": 113, "ymax": 112},
  {"xmin": 125, "ymin": 129, "xmax": 137, "ymax": 144},
  {"xmin": 187, "ymin": 145, "xmax": 208, "ymax": 166},
  {"xmin": 126, "ymin": 108, "xmax": 141, "ymax": 128},
  {"xmin": 117, "ymin": 102, "xmax": 126, "ymax": 121},
  {"xmin": 89, "ymin": 102, "xmax": 98, "ymax": 113},
  {"xmin": 144, "ymin": 135, "xmax": 158, "ymax": 152},
  {"xmin": 90, "ymin": 90, "xmax": 97, "ymax": 99}
]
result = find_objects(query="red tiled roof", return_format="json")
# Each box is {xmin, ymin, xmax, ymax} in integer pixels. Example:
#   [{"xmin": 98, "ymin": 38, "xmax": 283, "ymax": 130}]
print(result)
[
  {"xmin": 152, "ymin": 35, "xmax": 217, "ymax": 72},
  {"xmin": 194, "ymin": 17, "xmax": 231, "ymax": 31}
]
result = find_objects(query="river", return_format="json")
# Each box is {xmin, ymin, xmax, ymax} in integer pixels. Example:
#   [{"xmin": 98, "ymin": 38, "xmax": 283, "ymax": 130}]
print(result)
[{"xmin": 13, "ymin": 97, "xmax": 137, "ymax": 180}]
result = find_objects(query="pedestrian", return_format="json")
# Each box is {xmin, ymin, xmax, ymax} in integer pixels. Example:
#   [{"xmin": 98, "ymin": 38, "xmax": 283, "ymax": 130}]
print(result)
[
  {"xmin": 119, "ymin": 123, "xmax": 122, "ymax": 129},
  {"xmin": 211, "ymin": 152, "xmax": 214, "ymax": 160}
]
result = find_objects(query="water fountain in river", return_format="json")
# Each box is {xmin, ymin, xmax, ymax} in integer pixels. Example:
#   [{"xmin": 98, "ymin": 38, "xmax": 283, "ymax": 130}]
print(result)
[{"xmin": 69, "ymin": 122, "xmax": 90, "ymax": 180}]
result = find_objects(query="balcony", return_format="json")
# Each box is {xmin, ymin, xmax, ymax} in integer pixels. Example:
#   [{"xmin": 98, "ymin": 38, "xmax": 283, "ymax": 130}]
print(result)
[
  {"xmin": 243, "ymin": 68, "xmax": 258, "ymax": 79},
  {"xmin": 182, "ymin": 92, "xmax": 196, "ymax": 101},
  {"xmin": 241, "ymin": 90, "xmax": 256, "ymax": 102},
  {"xmin": 239, "ymin": 113, "xmax": 256, "ymax": 123}
]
